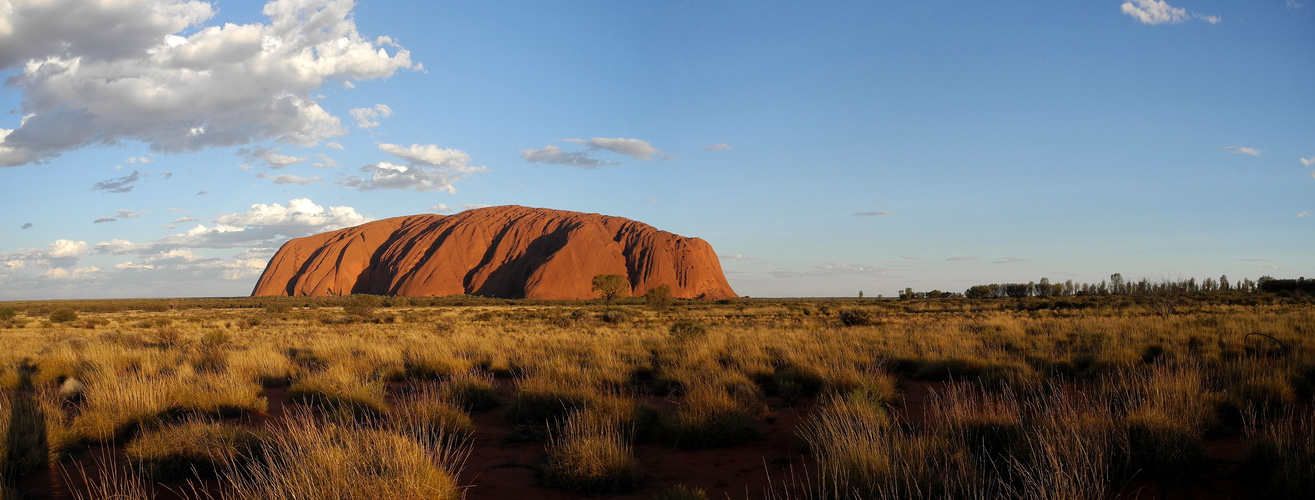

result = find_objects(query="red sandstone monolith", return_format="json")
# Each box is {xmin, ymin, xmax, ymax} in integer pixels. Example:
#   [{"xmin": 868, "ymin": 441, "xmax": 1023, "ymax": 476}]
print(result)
[{"xmin": 251, "ymin": 205, "xmax": 737, "ymax": 300}]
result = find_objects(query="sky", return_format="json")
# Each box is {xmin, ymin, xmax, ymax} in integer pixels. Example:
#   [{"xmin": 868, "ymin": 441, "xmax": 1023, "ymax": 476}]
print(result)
[{"xmin": 0, "ymin": 0, "xmax": 1311, "ymax": 299}]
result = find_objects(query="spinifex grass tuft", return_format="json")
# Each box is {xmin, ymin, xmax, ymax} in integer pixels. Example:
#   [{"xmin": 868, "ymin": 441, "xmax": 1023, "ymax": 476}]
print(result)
[{"xmin": 540, "ymin": 408, "xmax": 638, "ymax": 494}]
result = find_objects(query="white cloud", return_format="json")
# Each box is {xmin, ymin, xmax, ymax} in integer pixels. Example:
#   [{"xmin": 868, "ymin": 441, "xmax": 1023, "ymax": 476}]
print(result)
[
  {"xmin": 126, "ymin": 156, "xmax": 152, "ymax": 164},
  {"xmin": 1299, "ymin": 211, "xmax": 1310, "ymax": 218},
  {"xmin": 95, "ymin": 198, "xmax": 368, "ymax": 256},
  {"xmin": 567, "ymin": 137, "xmax": 666, "ymax": 160},
  {"xmin": 431, "ymin": 204, "xmax": 454, "ymax": 214},
  {"xmin": 41, "ymin": 266, "xmax": 100, "ymax": 280},
  {"xmin": 1224, "ymin": 146, "xmax": 1262, "ymax": 156},
  {"xmin": 258, "ymin": 173, "xmax": 323, "ymax": 185},
  {"xmin": 349, "ymin": 104, "xmax": 393, "ymax": 129},
  {"xmin": 0, "ymin": 239, "xmax": 89, "ymax": 269},
  {"xmin": 0, "ymin": 0, "xmax": 414, "ymax": 168},
  {"xmin": 703, "ymin": 143, "xmax": 733, "ymax": 151},
  {"xmin": 1121, "ymin": 0, "xmax": 1188, "ymax": 25},
  {"xmin": 338, "ymin": 143, "xmax": 485, "ymax": 192},
  {"xmin": 1301, "ymin": 157, "xmax": 1314, "ymax": 166},
  {"xmin": 521, "ymin": 145, "xmax": 615, "ymax": 169},
  {"xmin": 460, "ymin": 203, "xmax": 492, "ymax": 210},
  {"xmin": 173, "ymin": 216, "xmax": 202, "ymax": 223},
  {"xmin": 313, "ymin": 153, "xmax": 340, "ymax": 168},
  {"xmin": 1288, "ymin": 0, "xmax": 1304, "ymax": 10},
  {"xmin": 326, "ymin": 141, "xmax": 344, "ymax": 150},
  {"xmin": 90, "ymin": 171, "xmax": 142, "ymax": 193},
  {"xmin": 239, "ymin": 146, "xmax": 308, "ymax": 168}
]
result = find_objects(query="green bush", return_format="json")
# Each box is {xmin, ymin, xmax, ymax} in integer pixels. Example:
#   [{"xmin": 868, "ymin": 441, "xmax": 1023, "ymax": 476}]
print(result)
[
  {"xmin": 837, "ymin": 308, "xmax": 874, "ymax": 327},
  {"xmin": 49, "ymin": 308, "xmax": 78, "ymax": 323},
  {"xmin": 0, "ymin": 307, "xmax": 15, "ymax": 321},
  {"xmin": 669, "ymin": 319, "xmax": 707, "ymax": 340}
]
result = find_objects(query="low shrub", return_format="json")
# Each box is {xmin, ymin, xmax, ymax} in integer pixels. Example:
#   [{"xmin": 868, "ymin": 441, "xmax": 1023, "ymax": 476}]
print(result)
[
  {"xmin": 668, "ymin": 319, "xmax": 707, "ymax": 340},
  {"xmin": 506, "ymin": 374, "xmax": 598, "ymax": 424},
  {"xmin": 49, "ymin": 308, "xmax": 78, "ymax": 323},
  {"xmin": 837, "ymin": 308, "xmax": 874, "ymax": 327}
]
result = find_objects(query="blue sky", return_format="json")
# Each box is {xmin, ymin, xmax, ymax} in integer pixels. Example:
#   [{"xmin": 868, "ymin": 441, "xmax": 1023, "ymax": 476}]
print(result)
[{"xmin": 0, "ymin": 0, "xmax": 1311, "ymax": 299}]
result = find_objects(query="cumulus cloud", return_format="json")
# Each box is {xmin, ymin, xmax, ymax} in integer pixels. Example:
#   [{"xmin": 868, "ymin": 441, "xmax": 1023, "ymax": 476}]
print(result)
[
  {"xmin": 1224, "ymin": 146, "xmax": 1262, "ymax": 156},
  {"xmin": 239, "ymin": 146, "xmax": 308, "ymax": 168},
  {"xmin": 460, "ymin": 203, "xmax": 492, "ymax": 210},
  {"xmin": 258, "ymin": 173, "xmax": 323, "ymax": 185},
  {"xmin": 521, "ymin": 145, "xmax": 615, "ymax": 169},
  {"xmin": 1301, "ymin": 157, "xmax": 1314, "ymax": 166},
  {"xmin": 1120, "ymin": 0, "xmax": 1221, "ymax": 25},
  {"xmin": 126, "ymin": 156, "xmax": 152, "ymax": 164},
  {"xmin": 0, "ymin": 0, "xmax": 415, "ymax": 168},
  {"xmin": 95, "ymin": 198, "xmax": 367, "ymax": 256},
  {"xmin": 703, "ymin": 143, "xmax": 733, "ymax": 151},
  {"xmin": 1120, "ymin": 0, "xmax": 1187, "ymax": 24},
  {"xmin": 431, "ymin": 204, "xmax": 454, "ymax": 214},
  {"xmin": 854, "ymin": 211, "xmax": 893, "ymax": 216},
  {"xmin": 349, "ymin": 104, "xmax": 393, "ymax": 129},
  {"xmin": 339, "ymin": 143, "xmax": 485, "ymax": 192},
  {"xmin": 313, "ymin": 154, "xmax": 339, "ymax": 168},
  {"xmin": 0, "ymin": 239, "xmax": 90, "ymax": 269},
  {"xmin": 1299, "ymin": 211, "xmax": 1310, "ymax": 218},
  {"xmin": 90, "ymin": 171, "xmax": 142, "ymax": 193}
]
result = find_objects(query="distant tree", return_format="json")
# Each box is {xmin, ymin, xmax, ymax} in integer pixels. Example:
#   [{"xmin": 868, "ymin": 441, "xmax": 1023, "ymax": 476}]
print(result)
[
  {"xmin": 1110, "ymin": 273, "xmax": 1125, "ymax": 295},
  {"xmin": 1219, "ymin": 275, "xmax": 1230, "ymax": 292},
  {"xmin": 858, "ymin": 291, "xmax": 864, "ymax": 300},
  {"xmin": 1036, "ymin": 277, "xmax": 1052, "ymax": 297},
  {"xmin": 965, "ymin": 285, "xmax": 994, "ymax": 299},
  {"xmin": 644, "ymin": 284, "xmax": 673, "ymax": 310},
  {"xmin": 592, "ymin": 274, "xmax": 630, "ymax": 310}
]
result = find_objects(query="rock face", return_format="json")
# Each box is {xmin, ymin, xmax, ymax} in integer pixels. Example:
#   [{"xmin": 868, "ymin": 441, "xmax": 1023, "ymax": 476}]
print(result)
[{"xmin": 251, "ymin": 205, "xmax": 737, "ymax": 300}]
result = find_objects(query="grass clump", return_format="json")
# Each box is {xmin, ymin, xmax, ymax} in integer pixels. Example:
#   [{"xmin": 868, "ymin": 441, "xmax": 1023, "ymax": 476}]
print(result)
[
  {"xmin": 390, "ymin": 388, "xmax": 475, "ymax": 440},
  {"xmin": 288, "ymin": 365, "xmax": 388, "ymax": 420},
  {"xmin": 218, "ymin": 413, "xmax": 466, "ymax": 500},
  {"xmin": 126, "ymin": 419, "xmax": 262, "ymax": 480},
  {"xmin": 654, "ymin": 484, "xmax": 709, "ymax": 500},
  {"xmin": 666, "ymin": 382, "xmax": 760, "ymax": 449},
  {"xmin": 436, "ymin": 369, "xmax": 501, "ymax": 412},
  {"xmin": 1241, "ymin": 413, "xmax": 1314, "ymax": 498},
  {"xmin": 541, "ymin": 409, "xmax": 639, "ymax": 494},
  {"xmin": 506, "ymin": 373, "xmax": 599, "ymax": 424}
]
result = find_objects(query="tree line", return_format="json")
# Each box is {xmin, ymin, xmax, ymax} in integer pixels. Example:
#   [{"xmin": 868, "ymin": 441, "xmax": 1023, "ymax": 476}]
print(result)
[{"xmin": 893, "ymin": 274, "xmax": 1311, "ymax": 300}]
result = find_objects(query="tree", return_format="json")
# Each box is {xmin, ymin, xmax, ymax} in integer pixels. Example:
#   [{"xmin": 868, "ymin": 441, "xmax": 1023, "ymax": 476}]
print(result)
[
  {"xmin": 644, "ymin": 284, "xmax": 672, "ymax": 310},
  {"xmin": 592, "ymin": 274, "xmax": 630, "ymax": 310}
]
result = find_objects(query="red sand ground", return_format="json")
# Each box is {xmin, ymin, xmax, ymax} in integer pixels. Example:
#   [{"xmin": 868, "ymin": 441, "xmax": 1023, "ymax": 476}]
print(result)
[{"xmin": 14, "ymin": 378, "xmax": 1269, "ymax": 499}]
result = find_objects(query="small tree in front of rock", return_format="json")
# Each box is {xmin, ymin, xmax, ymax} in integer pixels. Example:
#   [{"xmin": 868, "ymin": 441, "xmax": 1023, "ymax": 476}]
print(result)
[
  {"xmin": 644, "ymin": 284, "xmax": 673, "ymax": 310},
  {"xmin": 592, "ymin": 274, "xmax": 629, "ymax": 311}
]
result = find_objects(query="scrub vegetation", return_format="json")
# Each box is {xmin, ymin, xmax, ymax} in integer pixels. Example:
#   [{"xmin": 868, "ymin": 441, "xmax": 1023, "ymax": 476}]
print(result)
[{"xmin": 0, "ymin": 291, "xmax": 1310, "ymax": 498}]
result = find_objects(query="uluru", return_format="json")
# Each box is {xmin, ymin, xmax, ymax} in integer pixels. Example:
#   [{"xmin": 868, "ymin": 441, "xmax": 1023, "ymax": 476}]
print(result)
[{"xmin": 251, "ymin": 205, "xmax": 737, "ymax": 300}]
